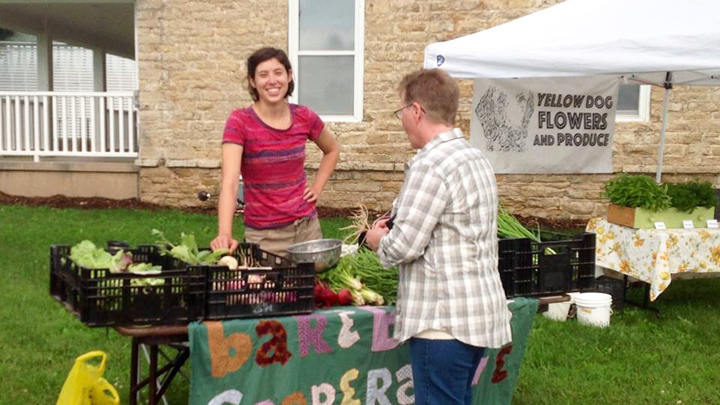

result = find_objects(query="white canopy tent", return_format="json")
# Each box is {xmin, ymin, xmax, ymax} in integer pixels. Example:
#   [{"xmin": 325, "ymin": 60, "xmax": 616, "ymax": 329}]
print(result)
[{"xmin": 424, "ymin": 0, "xmax": 720, "ymax": 182}]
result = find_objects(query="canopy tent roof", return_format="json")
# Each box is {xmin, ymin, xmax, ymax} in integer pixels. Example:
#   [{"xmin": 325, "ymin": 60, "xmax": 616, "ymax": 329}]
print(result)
[{"xmin": 424, "ymin": 0, "xmax": 720, "ymax": 87}]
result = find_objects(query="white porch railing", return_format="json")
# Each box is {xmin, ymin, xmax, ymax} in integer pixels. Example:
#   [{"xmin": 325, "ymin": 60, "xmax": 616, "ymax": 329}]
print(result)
[{"xmin": 0, "ymin": 91, "xmax": 138, "ymax": 161}]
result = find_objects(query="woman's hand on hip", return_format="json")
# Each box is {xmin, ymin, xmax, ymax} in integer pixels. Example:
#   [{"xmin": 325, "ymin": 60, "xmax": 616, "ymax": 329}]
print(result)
[{"xmin": 303, "ymin": 186, "xmax": 320, "ymax": 203}]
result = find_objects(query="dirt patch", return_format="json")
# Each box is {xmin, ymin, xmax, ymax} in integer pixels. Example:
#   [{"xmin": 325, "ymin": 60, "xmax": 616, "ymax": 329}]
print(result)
[
  {"xmin": 0, "ymin": 191, "xmax": 586, "ymax": 230},
  {"xmin": 513, "ymin": 214, "xmax": 588, "ymax": 232},
  {"xmin": 0, "ymin": 191, "xmax": 366, "ymax": 218},
  {"xmin": 0, "ymin": 191, "xmax": 167, "ymax": 211}
]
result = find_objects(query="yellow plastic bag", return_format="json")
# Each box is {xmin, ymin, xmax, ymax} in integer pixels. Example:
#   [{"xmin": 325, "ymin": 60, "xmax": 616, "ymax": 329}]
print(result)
[{"xmin": 56, "ymin": 351, "xmax": 120, "ymax": 405}]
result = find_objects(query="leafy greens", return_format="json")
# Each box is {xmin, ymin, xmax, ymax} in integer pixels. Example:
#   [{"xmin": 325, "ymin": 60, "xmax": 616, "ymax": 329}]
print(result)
[
  {"xmin": 604, "ymin": 175, "xmax": 672, "ymax": 212},
  {"xmin": 152, "ymin": 229, "xmax": 228, "ymax": 265}
]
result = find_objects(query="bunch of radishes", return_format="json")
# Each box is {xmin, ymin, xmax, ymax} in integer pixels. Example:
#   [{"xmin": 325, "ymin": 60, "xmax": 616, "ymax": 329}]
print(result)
[{"xmin": 314, "ymin": 280, "xmax": 353, "ymax": 308}]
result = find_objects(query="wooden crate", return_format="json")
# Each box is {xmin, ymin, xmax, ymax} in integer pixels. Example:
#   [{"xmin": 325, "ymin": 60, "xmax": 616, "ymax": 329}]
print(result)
[{"xmin": 607, "ymin": 204, "xmax": 715, "ymax": 229}]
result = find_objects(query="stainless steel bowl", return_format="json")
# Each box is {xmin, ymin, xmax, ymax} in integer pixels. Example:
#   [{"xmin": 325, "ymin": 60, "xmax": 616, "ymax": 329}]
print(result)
[{"xmin": 287, "ymin": 238, "xmax": 342, "ymax": 273}]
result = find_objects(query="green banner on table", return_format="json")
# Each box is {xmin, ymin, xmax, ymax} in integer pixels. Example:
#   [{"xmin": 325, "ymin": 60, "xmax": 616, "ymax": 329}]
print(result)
[{"xmin": 189, "ymin": 298, "xmax": 538, "ymax": 405}]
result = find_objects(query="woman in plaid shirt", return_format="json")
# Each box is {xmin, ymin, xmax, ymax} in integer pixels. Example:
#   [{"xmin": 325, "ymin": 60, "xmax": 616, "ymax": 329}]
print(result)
[{"xmin": 366, "ymin": 68, "xmax": 512, "ymax": 405}]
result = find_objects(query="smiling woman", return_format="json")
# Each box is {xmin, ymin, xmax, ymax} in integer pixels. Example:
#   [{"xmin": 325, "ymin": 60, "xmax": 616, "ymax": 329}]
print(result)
[{"xmin": 210, "ymin": 47, "xmax": 340, "ymax": 258}]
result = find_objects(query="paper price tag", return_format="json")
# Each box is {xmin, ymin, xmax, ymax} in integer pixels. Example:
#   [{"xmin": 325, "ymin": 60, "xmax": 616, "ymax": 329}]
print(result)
[
  {"xmin": 682, "ymin": 220, "xmax": 694, "ymax": 229},
  {"xmin": 654, "ymin": 222, "xmax": 667, "ymax": 230},
  {"xmin": 707, "ymin": 219, "xmax": 719, "ymax": 229}
]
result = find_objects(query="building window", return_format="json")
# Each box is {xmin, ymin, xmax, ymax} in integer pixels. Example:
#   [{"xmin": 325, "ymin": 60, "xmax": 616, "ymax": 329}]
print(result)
[
  {"xmin": 289, "ymin": 0, "xmax": 364, "ymax": 122},
  {"xmin": 0, "ymin": 41, "xmax": 137, "ymax": 92},
  {"xmin": 616, "ymin": 84, "xmax": 650, "ymax": 122}
]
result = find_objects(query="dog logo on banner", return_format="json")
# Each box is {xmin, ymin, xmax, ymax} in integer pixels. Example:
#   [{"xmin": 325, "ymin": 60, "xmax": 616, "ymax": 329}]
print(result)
[{"xmin": 474, "ymin": 86, "xmax": 534, "ymax": 152}]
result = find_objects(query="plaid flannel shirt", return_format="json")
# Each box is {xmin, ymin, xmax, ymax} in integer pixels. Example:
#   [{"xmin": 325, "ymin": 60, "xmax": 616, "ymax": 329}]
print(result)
[{"xmin": 377, "ymin": 128, "xmax": 512, "ymax": 348}]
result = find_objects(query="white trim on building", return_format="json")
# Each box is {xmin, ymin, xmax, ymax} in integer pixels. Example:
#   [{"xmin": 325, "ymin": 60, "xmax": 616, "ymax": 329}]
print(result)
[
  {"xmin": 616, "ymin": 84, "xmax": 651, "ymax": 123},
  {"xmin": 288, "ymin": 0, "xmax": 365, "ymax": 123}
]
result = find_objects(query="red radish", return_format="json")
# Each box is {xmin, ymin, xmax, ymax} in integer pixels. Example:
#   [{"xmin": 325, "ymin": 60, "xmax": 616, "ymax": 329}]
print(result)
[
  {"xmin": 337, "ymin": 289, "xmax": 353, "ymax": 305},
  {"xmin": 314, "ymin": 280, "xmax": 339, "ymax": 308}
]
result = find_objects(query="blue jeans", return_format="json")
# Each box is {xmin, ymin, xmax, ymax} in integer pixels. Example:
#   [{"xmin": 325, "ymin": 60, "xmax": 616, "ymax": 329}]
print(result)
[{"xmin": 409, "ymin": 338, "xmax": 485, "ymax": 405}]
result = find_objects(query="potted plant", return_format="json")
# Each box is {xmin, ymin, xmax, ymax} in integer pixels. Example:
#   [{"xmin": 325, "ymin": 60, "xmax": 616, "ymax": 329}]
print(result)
[{"xmin": 604, "ymin": 175, "xmax": 717, "ymax": 228}]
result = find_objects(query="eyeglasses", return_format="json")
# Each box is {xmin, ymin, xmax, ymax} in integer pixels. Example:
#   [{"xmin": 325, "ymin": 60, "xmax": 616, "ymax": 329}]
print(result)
[
  {"xmin": 393, "ymin": 104, "xmax": 413, "ymax": 120},
  {"xmin": 394, "ymin": 103, "xmax": 426, "ymax": 120}
]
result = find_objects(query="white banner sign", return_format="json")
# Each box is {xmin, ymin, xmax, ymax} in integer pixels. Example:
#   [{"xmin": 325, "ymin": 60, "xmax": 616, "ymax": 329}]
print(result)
[{"xmin": 470, "ymin": 76, "xmax": 620, "ymax": 173}]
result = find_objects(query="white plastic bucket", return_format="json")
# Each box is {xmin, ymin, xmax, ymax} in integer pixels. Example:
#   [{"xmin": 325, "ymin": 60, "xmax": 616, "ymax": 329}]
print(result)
[
  {"xmin": 575, "ymin": 292, "xmax": 613, "ymax": 328},
  {"xmin": 543, "ymin": 301, "xmax": 572, "ymax": 321}
]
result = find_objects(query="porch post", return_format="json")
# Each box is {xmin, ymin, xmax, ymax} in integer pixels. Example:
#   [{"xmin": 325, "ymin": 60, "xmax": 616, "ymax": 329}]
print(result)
[
  {"xmin": 37, "ymin": 21, "xmax": 53, "ymax": 92},
  {"xmin": 36, "ymin": 21, "xmax": 53, "ymax": 162},
  {"xmin": 93, "ymin": 48, "xmax": 107, "ymax": 152},
  {"xmin": 93, "ymin": 48, "xmax": 107, "ymax": 92}
]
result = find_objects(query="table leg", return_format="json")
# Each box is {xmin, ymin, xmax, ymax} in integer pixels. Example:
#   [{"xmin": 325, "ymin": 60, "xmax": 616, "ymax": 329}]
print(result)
[
  {"xmin": 116, "ymin": 327, "xmax": 189, "ymax": 405},
  {"xmin": 149, "ymin": 344, "xmax": 158, "ymax": 405},
  {"xmin": 130, "ymin": 338, "xmax": 140, "ymax": 405},
  {"xmin": 155, "ymin": 345, "xmax": 190, "ymax": 401}
]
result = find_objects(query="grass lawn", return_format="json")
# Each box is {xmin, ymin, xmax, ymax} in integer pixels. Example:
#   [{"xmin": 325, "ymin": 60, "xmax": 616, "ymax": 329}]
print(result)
[{"xmin": 1, "ymin": 204, "xmax": 719, "ymax": 405}]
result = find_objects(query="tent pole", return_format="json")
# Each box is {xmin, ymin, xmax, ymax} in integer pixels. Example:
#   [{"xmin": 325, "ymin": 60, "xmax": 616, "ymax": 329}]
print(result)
[{"xmin": 655, "ymin": 72, "xmax": 673, "ymax": 183}]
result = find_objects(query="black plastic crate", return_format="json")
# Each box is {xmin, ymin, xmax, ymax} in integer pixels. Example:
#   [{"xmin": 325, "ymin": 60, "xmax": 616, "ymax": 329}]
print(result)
[
  {"xmin": 592, "ymin": 276, "xmax": 626, "ymax": 312},
  {"xmin": 498, "ymin": 232, "xmax": 596, "ymax": 298},
  {"xmin": 203, "ymin": 243, "xmax": 315, "ymax": 320},
  {"xmin": 50, "ymin": 243, "xmax": 205, "ymax": 327}
]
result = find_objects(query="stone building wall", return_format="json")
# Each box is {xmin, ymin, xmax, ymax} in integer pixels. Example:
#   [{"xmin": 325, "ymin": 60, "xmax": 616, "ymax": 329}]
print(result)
[{"xmin": 135, "ymin": 0, "xmax": 720, "ymax": 219}]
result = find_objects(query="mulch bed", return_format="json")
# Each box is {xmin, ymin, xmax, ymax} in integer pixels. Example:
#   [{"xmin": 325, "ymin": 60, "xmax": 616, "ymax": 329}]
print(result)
[
  {"xmin": 0, "ymin": 191, "xmax": 366, "ymax": 218},
  {"xmin": 0, "ymin": 191, "xmax": 587, "ymax": 230},
  {"xmin": 0, "ymin": 191, "xmax": 166, "ymax": 211},
  {"xmin": 512, "ymin": 214, "xmax": 588, "ymax": 231}
]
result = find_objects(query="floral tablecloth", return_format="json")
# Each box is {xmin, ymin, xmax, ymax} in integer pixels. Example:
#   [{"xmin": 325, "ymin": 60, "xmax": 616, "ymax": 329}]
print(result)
[{"xmin": 586, "ymin": 218, "xmax": 720, "ymax": 301}]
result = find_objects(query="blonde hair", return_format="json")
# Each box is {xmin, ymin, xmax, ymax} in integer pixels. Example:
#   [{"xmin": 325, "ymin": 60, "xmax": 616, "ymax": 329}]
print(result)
[{"xmin": 398, "ymin": 69, "xmax": 459, "ymax": 125}]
